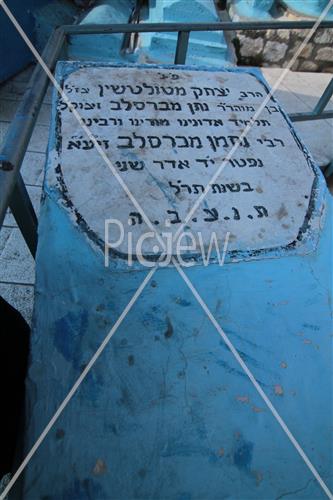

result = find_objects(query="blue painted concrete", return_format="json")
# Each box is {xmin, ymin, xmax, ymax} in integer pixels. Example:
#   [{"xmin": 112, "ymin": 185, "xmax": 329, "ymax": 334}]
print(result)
[
  {"xmin": 283, "ymin": 0, "xmax": 333, "ymax": 20},
  {"xmin": 232, "ymin": 0, "xmax": 275, "ymax": 19},
  {"xmin": 33, "ymin": 0, "xmax": 78, "ymax": 51},
  {"xmin": 67, "ymin": 0, "xmax": 137, "ymax": 62},
  {"xmin": 139, "ymin": 0, "xmax": 232, "ymax": 66},
  {"xmin": 233, "ymin": 0, "xmax": 333, "ymax": 20},
  {"xmin": 0, "ymin": 0, "xmax": 43, "ymax": 83},
  {"xmin": 0, "ymin": 0, "xmax": 79, "ymax": 84},
  {"xmin": 20, "ymin": 61, "xmax": 333, "ymax": 499},
  {"xmin": 0, "ymin": 0, "xmax": 232, "ymax": 82}
]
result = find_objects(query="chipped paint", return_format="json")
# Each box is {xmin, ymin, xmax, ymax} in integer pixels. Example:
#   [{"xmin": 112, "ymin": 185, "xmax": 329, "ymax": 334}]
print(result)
[
  {"xmin": 92, "ymin": 458, "xmax": 107, "ymax": 476},
  {"xmin": 274, "ymin": 384, "xmax": 284, "ymax": 396},
  {"xmin": 21, "ymin": 61, "xmax": 333, "ymax": 499},
  {"xmin": 236, "ymin": 395, "xmax": 250, "ymax": 403}
]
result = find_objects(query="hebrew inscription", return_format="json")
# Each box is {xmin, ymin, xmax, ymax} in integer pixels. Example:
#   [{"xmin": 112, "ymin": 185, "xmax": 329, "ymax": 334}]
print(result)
[{"xmin": 52, "ymin": 65, "xmax": 317, "ymax": 259}]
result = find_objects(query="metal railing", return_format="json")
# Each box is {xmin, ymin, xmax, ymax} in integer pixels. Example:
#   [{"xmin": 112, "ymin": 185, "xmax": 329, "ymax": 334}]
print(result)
[{"xmin": 1, "ymin": 20, "xmax": 333, "ymax": 257}]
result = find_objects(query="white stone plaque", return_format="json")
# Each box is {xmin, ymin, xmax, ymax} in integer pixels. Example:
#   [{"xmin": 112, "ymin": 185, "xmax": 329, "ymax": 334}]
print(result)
[{"xmin": 49, "ymin": 64, "xmax": 321, "ymax": 261}]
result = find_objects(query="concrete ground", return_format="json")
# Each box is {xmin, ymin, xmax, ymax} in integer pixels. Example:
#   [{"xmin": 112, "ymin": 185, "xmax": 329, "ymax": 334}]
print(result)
[{"xmin": 0, "ymin": 64, "xmax": 332, "ymax": 325}]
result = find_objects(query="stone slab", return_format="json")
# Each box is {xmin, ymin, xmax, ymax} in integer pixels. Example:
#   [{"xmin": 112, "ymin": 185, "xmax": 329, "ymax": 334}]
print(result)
[{"xmin": 48, "ymin": 63, "xmax": 323, "ymax": 262}]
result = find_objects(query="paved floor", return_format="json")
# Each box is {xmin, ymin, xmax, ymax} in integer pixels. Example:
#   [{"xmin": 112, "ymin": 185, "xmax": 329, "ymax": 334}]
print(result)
[{"xmin": 0, "ymin": 64, "xmax": 332, "ymax": 325}]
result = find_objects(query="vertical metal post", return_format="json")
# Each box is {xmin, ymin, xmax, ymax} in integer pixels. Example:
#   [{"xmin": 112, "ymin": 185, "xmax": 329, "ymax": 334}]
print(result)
[
  {"xmin": 174, "ymin": 31, "xmax": 190, "ymax": 65},
  {"xmin": 313, "ymin": 77, "xmax": 333, "ymax": 115},
  {"xmin": 9, "ymin": 174, "xmax": 38, "ymax": 258}
]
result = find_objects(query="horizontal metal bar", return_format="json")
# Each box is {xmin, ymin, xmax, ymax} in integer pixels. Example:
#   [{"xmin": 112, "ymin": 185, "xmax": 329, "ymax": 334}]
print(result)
[
  {"xmin": 174, "ymin": 31, "xmax": 190, "ymax": 65},
  {"xmin": 289, "ymin": 110, "xmax": 333, "ymax": 122},
  {"xmin": 63, "ymin": 20, "xmax": 333, "ymax": 35},
  {"xmin": 0, "ymin": 27, "xmax": 65, "ymax": 254}
]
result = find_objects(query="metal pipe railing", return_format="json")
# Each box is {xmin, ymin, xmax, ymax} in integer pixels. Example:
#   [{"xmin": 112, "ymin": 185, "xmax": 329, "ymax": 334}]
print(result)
[
  {"xmin": 0, "ymin": 27, "xmax": 65, "ymax": 256},
  {"xmin": 1, "ymin": 20, "xmax": 333, "ymax": 258},
  {"xmin": 63, "ymin": 20, "xmax": 333, "ymax": 34},
  {"xmin": 289, "ymin": 109, "xmax": 333, "ymax": 122}
]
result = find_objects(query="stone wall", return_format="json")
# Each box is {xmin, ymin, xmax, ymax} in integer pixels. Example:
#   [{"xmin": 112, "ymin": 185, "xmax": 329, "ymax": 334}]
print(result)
[{"xmin": 232, "ymin": 26, "xmax": 333, "ymax": 73}]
